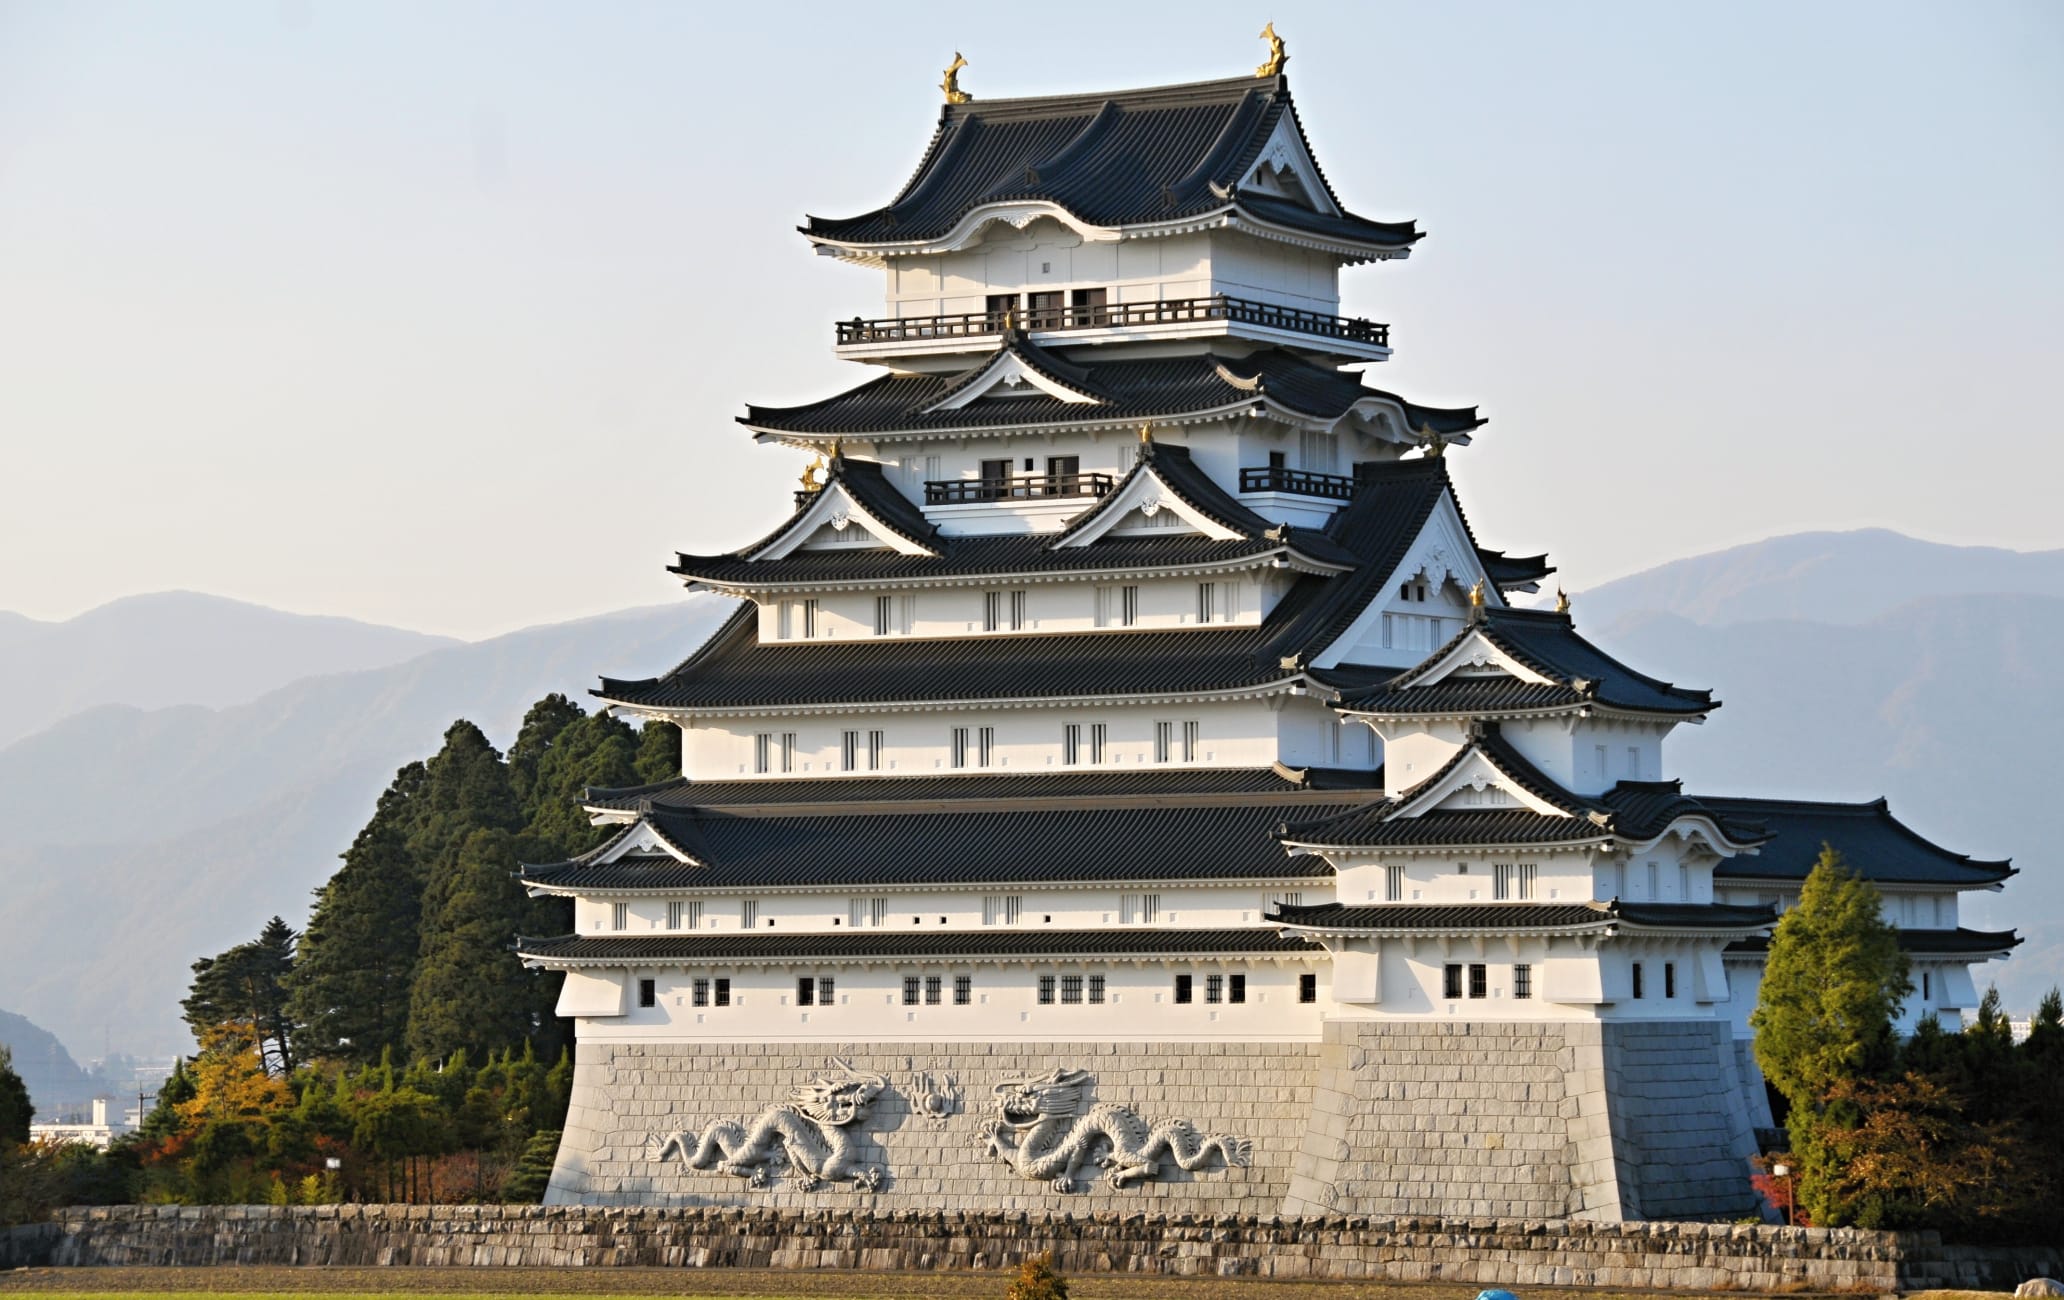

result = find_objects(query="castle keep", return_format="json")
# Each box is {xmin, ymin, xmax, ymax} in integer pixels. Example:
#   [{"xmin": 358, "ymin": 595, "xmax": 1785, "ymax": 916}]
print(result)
[{"xmin": 519, "ymin": 43, "xmax": 2017, "ymax": 1219}]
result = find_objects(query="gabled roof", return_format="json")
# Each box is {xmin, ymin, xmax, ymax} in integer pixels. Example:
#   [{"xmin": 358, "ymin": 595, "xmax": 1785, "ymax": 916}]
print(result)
[
  {"xmin": 740, "ymin": 454, "xmax": 941, "ymax": 561},
  {"xmin": 1278, "ymin": 725, "xmax": 1768, "ymax": 852},
  {"xmin": 801, "ymin": 75, "xmax": 1418, "ymax": 257},
  {"xmin": 599, "ymin": 458, "xmax": 1460, "ymax": 714},
  {"xmin": 671, "ymin": 533, "xmax": 1326, "ymax": 591},
  {"xmin": 1700, "ymin": 795, "xmax": 2014, "ymax": 887},
  {"xmin": 1478, "ymin": 548, "xmax": 1555, "ymax": 592},
  {"xmin": 520, "ymin": 927, "xmax": 1322, "ymax": 968},
  {"xmin": 739, "ymin": 345, "xmax": 1483, "ymax": 441},
  {"xmin": 1048, "ymin": 440, "xmax": 1273, "ymax": 546},
  {"xmin": 1727, "ymin": 928, "xmax": 2021, "ymax": 958},
  {"xmin": 1340, "ymin": 606, "xmax": 1716, "ymax": 720},
  {"xmin": 522, "ymin": 793, "xmax": 1360, "ymax": 893},
  {"xmin": 1269, "ymin": 899, "xmax": 1777, "ymax": 935}
]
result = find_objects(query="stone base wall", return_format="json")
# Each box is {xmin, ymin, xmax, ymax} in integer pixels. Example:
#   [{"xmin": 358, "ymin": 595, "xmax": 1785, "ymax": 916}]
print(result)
[
  {"xmin": 1600, "ymin": 1020, "xmax": 1763, "ymax": 1220},
  {"xmin": 552, "ymin": 1040, "xmax": 1319, "ymax": 1210},
  {"xmin": 8, "ymin": 1205, "xmax": 2062, "ymax": 1293}
]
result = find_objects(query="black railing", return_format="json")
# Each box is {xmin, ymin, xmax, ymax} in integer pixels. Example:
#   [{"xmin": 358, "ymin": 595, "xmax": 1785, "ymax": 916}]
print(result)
[
  {"xmin": 837, "ymin": 294, "xmax": 1389, "ymax": 348},
  {"xmin": 924, "ymin": 473, "xmax": 1115, "ymax": 505},
  {"xmin": 1239, "ymin": 465, "xmax": 1358, "ymax": 500}
]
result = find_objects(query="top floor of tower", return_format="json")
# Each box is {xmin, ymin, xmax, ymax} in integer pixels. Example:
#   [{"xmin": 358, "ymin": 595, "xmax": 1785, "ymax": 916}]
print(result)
[{"xmin": 805, "ymin": 59, "xmax": 1420, "ymax": 372}]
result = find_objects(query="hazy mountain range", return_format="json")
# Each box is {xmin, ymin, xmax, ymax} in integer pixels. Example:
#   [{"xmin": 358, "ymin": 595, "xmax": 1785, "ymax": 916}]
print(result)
[{"xmin": 0, "ymin": 529, "xmax": 2056, "ymax": 1091}]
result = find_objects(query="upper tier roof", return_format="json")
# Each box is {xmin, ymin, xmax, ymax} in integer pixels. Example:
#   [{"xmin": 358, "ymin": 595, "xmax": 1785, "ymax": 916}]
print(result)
[
  {"xmin": 1701, "ymin": 796, "xmax": 2014, "ymax": 887},
  {"xmin": 740, "ymin": 341, "xmax": 1483, "ymax": 441},
  {"xmin": 801, "ymin": 74, "xmax": 1418, "ymax": 256},
  {"xmin": 599, "ymin": 458, "xmax": 1469, "ymax": 712},
  {"xmin": 521, "ymin": 927, "xmax": 1321, "ymax": 967},
  {"xmin": 1341, "ymin": 606, "xmax": 1717, "ymax": 720}
]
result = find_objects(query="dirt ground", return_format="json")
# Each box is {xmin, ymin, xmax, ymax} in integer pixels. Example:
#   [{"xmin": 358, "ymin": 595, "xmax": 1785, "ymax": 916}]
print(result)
[{"xmin": 0, "ymin": 1264, "xmax": 1919, "ymax": 1300}]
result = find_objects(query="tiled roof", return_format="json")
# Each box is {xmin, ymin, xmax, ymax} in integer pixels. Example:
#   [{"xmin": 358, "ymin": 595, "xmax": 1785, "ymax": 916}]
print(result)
[
  {"xmin": 1727, "ymin": 927, "xmax": 2020, "ymax": 958},
  {"xmin": 1702, "ymin": 796, "xmax": 2014, "ymax": 887},
  {"xmin": 1048, "ymin": 441, "xmax": 1273, "ymax": 545},
  {"xmin": 524, "ymin": 796, "xmax": 1357, "ymax": 892},
  {"xmin": 1479, "ymin": 549, "xmax": 1555, "ymax": 591},
  {"xmin": 741, "ymin": 345, "xmax": 1482, "ymax": 438},
  {"xmin": 673, "ymin": 534, "xmax": 1301, "ymax": 590},
  {"xmin": 519, "ymin": 927, "xmax": 1323, "ymax": 966},
  {"xmin": 1344, "ymin": 607, "xmax": 1715, "ymax": 719},
  {"xmin": 583, "ymin": 765, "xmax": 1382, "ymax": 813},
  {"xmin": 599, "ymin": 459, "xmax": 1455, "ymax": 713},
  {"xmin": 1270, "ymin": 899, "xmax": 1776, "ymax": 933},
  {"xmin": 801, "ymin": 75, "xmax": 1417, "ymax": 253}
]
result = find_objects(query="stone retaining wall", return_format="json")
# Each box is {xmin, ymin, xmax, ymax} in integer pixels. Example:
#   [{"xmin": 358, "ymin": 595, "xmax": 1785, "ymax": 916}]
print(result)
[{"xmin": 5, "ymin": 1205, "xmax": 2060, "ymax": 1293}]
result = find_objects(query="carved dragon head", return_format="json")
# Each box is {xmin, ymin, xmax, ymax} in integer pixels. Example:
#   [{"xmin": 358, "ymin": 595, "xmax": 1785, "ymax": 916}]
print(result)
[
  {"xmin": 788, "ymin": 1058, "xmax": 887, "ymax": 1128},
  {"xmin": 989, "ymin": 1067, "xmax": 1092, "ymax": 1126}
]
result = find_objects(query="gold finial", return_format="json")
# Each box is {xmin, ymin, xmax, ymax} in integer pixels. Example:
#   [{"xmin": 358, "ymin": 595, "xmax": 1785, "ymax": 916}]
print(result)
[
  {"xmin": 829, "ymin": 438, "xmax": 844, "ymax": 461},
  {"xmin": 1419, "ymin": 421, "xmax": 1447, "ymax": 459},
  {"xmin": 1138, "ymin": 422, "xmax": 1154, "ymax": 444},
  {"xmin": 941, "ymin": 52, "xmax": 972, "ymax": 104},
  {"xmin": 1000, "ymin": 303, "xmax": 1014, "ymax": 333},
  {"xmin": 1555, "ymin": 587, "xmax": 1571, "ymax": 615},
  {"xmin": 799, "ymin": 454, "xmax": 826, "ymax": 494},
  {"xmin": 1468, "ymin": 578, "xmax": 1485, "ymax": 609},
  {"xmin": 1255, "ymin": 22, "xmax": 1287, "ymax": 78}
]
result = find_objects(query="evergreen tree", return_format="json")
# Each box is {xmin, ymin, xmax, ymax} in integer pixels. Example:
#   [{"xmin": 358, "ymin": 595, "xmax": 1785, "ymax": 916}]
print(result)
[
  {"xmin": 406, "ymin": 828, "xmax": 535, "ymax": 1062},
  {"xmin": 409, "ymin": 721, "xmax": 523, "ymax": 879},
  {"xmin": 182, "ymin": 917, "xmax": 300, "ymax": 1073},
  {"xmin": 634, "ymin": 720, "xmax": 678, "ymax": 786},
  {"xmin": 507, "ymin": 694, "xmax": 585, "ymax": 816},
  {"xmin": 289, "ymin": 806, "xmax": 423, "ymax": 1065},
  {"xmin": 520, "ymin": 708, "xmax": 641, "ymax": 861},
  {"xmin": 1750, "ymin": 846, "xmax": 1911, "ymax": 1226},
  {"xmin": 0, "ymin": 1045, "xmax": 32, "ymax": 1144}
]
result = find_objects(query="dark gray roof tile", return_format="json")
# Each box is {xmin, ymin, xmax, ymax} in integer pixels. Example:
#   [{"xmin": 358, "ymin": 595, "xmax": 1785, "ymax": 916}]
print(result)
[{"xmin": 520, "ymin": 926, "xmax": 1322, "ymax": 965}]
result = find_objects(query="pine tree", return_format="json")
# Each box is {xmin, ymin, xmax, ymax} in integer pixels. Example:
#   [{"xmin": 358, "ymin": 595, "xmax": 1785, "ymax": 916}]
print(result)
[
  {"xmin": 409, "ymin": 721, "xmax": 523, "ymax": 879},
  {"xmin": 0, "ymin": 1045, "xmax": 32, "ymax": 1144},
  {"xmin": 634, "ymin": 720, "xmax": 678, "ymax": 785},
  {"xmin": 507, "ymin": 694, "xmax": 585, "ymax": 816},
  {"xmin": 406, "ymin": 828, "xmax": 535, "ymax": 1062},
  {"xmin": 1750, "ymin": 846, "xmax": 1911, "ymax": 1226},
  {"xmin": 289, "ymin": 810, "xmax": 423, "ymax": 1065},
  {"xmin": 520, "ymin": 709, "xmax": 642, "ymax": 861},
  {"xmin": 182, "ymin": 917, "xmax": 300, "ymax": 1073}
]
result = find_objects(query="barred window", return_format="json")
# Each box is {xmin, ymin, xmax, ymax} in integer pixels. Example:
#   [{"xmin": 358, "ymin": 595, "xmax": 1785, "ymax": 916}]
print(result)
[
  {"xmin": 611, "ymin": 902, "xmax": 628, "ymax": 931},
  {"xmin": 819, "ymin": 976, "xmax": 835, "ymax": 1006},
  {"xmin": 1206, "ymin": 974, "xmax": 1225, "ymax": 1004},
  {"xmin": 1038, "ymin": 975, "xmax": 1056, "ymax": 1005},
  {"xmin": 902, "ymin": 976, "xmax": 920, "ymax": 1006},
  {"xmin": 1061, "ymin": 975, "xmax": 1083, "ymax": 1005},
  {"xmin": 954, "ymin": 975, "xmax": 972, "ymax": 1005},
  {"xmin": 1469, "ymin": 963, "xmax": 1487, "ymax": 999},
  {"xmin": 692, "ymin": 978, "xmax": 709, "ymax": 1007},
  {"xmin": 1513, "ymin": 964, "xmax": 1532, "ymax": 1000},
  {"xmin": 666, "ymin": 900, "xmax": 684, "ymax": 930},
  {"xmin": 1088, "ymin": 975, "xmax": 1105, "ymax": 1004},
  {"xmin": 1386, "ymin": 864, "xmax": 1405, "ymax": 902},
  {"xmin": 925, "ymin": 975, "xmax": 942, "ymax": 1005}
]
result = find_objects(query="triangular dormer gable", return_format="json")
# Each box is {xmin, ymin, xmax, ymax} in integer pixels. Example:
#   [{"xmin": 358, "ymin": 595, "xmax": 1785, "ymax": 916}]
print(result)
[
  {"xmin": 1392, "ymin": 744, "xmax": 1577, "ymax": 821},
  {"xmin": 1312, "ymin": 487, "xmax": 1503, "ymax": 669},
  {"xmin": 1237, "ymin": 108, "xmax": 1341, "ymax": 216},
  {"xmin": 1396, "ymin": 626, "xmax": 1559, "ymax": 691},
  {"xmin": 748, "ymin": 478, "xmax": 940, "ymax": 560},
  {"xmin": 922, "ymin": 342, "xmax": 1106, "ymax": 412},
  {"xmin": 1048, "ymin": 447, "xmax": 1261, "ymax": 549},
  {"xmin": 592, "ymin": 817, "xmax": 702, "ymax": 866}
]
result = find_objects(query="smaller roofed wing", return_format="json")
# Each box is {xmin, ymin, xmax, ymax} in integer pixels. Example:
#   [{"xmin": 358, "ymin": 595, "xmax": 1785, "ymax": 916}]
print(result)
[{"xmin": 1701, "ymin": 795, "xmax": 2013, "ymax": 887}]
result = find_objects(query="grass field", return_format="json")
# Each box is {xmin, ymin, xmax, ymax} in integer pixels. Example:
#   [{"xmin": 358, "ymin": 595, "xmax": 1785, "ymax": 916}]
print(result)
[{"xmin": 0, "ymin": 1265, "xmax": 1952, "ymax": 1300}]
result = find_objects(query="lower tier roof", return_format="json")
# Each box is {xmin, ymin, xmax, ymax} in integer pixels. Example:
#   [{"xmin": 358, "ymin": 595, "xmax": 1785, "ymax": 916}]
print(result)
[
  {"xmin": 1269, "ymin": 899, "xmax": 1777, "ymax": 935},
  {"xmin": 1726, "ymin": 927, "xmax": 2020, "ymax": 958},
  {"xmin": 1703, "ymin": 796, "xmax": 2013, "ymax": 887},
  {"xmin": 518, "ymin": 927, "xmax": 1320, "ymax": 967}
]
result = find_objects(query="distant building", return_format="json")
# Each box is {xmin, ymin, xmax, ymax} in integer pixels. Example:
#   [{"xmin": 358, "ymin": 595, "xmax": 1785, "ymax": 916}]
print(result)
[
  {"xmin": 29, "ymin": 1097, "xmax": 124, "ymax": 1151},
  {"xmin": 518, "ymin": 41, "xmax": 2020, "ymax": 1220}
]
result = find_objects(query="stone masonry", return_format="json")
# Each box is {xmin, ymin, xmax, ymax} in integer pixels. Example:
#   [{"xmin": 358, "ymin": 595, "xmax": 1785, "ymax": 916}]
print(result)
[{"xmin": 553, "ymin": 1021, "xmax": 1760, "ymax": 1220}]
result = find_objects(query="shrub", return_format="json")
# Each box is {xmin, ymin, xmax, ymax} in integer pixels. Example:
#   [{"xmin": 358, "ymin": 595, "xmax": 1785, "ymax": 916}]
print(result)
[{"xmin": 1005, "ymin": 1252, "xmax": 1069, "ymax": 1300}]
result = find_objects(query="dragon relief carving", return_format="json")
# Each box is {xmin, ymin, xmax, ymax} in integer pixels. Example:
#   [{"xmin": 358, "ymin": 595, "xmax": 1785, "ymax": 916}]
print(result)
[
  {"xmin": 978, "ymin": 1067, "xmax": 1251, "ymax": 1192},
  {"xmin": 651, "ymin": 1058, "xmax": 887, "ymax": 1192}
]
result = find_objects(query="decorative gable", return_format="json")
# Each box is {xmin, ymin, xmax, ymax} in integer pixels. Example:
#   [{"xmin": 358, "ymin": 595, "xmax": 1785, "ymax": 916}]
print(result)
[
  {"xmin": 1314, "ymin": 489, "xmax": 1501, "ymax": 669},
  {"xmin": 748, "ymin": 480, "xmax": 939, "ymax": 560},
  {"xmin": 1049, "ymin": 460, "xmax": 1248, "ymax": 548},
  {"xmin": 594, "ymin": 818, "xmax": 701, "ymax": 866},
  {"xmin": 1394, "ymin": 747, "xmax": 1573, "ymax": 821},
  {"xmin": 1238, "ymin": 111, "xmax": 1340, "ymax": 216},
  {"xmin": 923, "ymin": 348, "xmax": 1105, "ymax": 411}
]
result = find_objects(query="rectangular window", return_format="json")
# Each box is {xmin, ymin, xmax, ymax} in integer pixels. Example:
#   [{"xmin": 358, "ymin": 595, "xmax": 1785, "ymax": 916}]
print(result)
[
  {"xmin": 1094, "ymin": 586, "xmax": 1113, "ymax": 628},
  {"xmin": 950, "ymin": 727, "xmax": 970, "ymax": 769},
  {"xmin": 1468, "ymin": 964, "xmax": 1487, "ymax": 999},
  {"xmin": 1123, "ymin": 893, "xmax": 1161, "ymax": 924},
  {"xmin": 666, "ymin": 900, "xmax": 684, "ymax": 930},
  {"xmin": 902, "ymin": 976, "xmax": 920, "ymax": 1006},
  {"xmin": 637, "ymin": 978, "xmax": 656, "ymax": 1008},
  {"xmin": 1089, "ymin": 723, "xmax": 1107, "ymax": 764},
  {"xmin": 985, "ymin": 292, "xmax": 1017, "ymax": 329},
  {"xmin": 1154, "ymin": 721, "xmax": 1173, "ymax": 763},
  {"xmin": 1206, "ymin": 973, "xmax": 1225, "ymax": 1004},
  {"xmin": 979, "ymin": 458, "xmax": 1013, "ymax": 491},
  {"xmin": 1228, "ymin": 974, "xmax": 1246, "ymax": 1004},
  {"xmin": 1182, "ymin": 720, "xmax": 1199, "ymax": 762},
  {"xmin": 1679, "ymin": 863, "xmax": 1692, "ymax": 900},
  {"xmin": 611, "ymin": 902, "xmax": 628, "ymax": 931},
  {"xmin": 982, "ymin": 895, "xmax": 1022, "ymax": 926},
  {"xmin": 754, "ymin": 733, "xmax": 772, "ymax": 775},
  {"xmin": 925, "ymin": 976, "xmax": 941, "ymax": 1005},
  {"xmin": 1513, "ymin": 964, "xmax": 1533, "ymax": 1000},
  {"xmin": 1174, "ymin": 974, "xmax": 1194, "ymax": 1004},
  {"xmin": 1443, "ymin": 964, "xmax": 1464, "ymax": 1000},
  {"xmin": 1922, "ymin": 971, "xmax": 1931, "ymax": 1001},
  {"xmin": 1519, "ymin": 864, "xmax": 1537, "ymax": 900},
  {"xmin": 796, "ymin": 977, "xmax": 815, "ymax": 1007},
  {"xmin": 1631, "ymin": 962, "xmax": 1645, "ymax": 999},
  {"xmin": 801, "ymin": 599, "xmax": 818, "ymax": 639},
  {"xmin": 779, "ymin": 732, "xmax": 796, "ymax": 774},
  {"xmin": 983, "ymin": 590, "xmax": 1002, "ymax": 632},
  {"xmin": 1038, "ymin": 975, "xmax": 1056, "ymax": 1005},
  {"xmin": 954, "ymin": 975, "xmax": 972, "ymax": 1005},
  {"xmin": 1025, "ymin": 290, "xmax": 1064, "ymax": 330},
  {"xmin": 1068, "ymin": 286, "xmax": 1109, "ymax": 326},
  {"xmin": 819, "ymin": 976, "xmax": 835, "ymax": 1005},
  {"xmin": 1009, "ymin": 590, "xmax": 1027, "ymax": 631},
  {"xmin": 977, "ymin": 726, "xmax": 994, "ymax": 767},
  {"xmin": 692, "ymin": 978, "xmax": 709, "ymax": 1007},
  {"xmin": 867, "ymin": 730, "xmax": 884, "ymax": 770},
  {"xmin": 1664, "ymin": 962, "xmax": 1677, "ymax": 999},
  {"xmin": 1088, "ymin": 974, "xmax": 1106, "ymax": 1004},
  {"xmin": 713, "ymin": 978, "xmax": 730, "ymax": 1008},
  {"xmin": 1493, "ymin": 864, "xmax": 1512, "ymax": 901},
  {"xmin": 741, "ymin": 900, "xmax": 759, "ymax": 928},
  {"xmin": 1646, "ymin": 861, "xmax": 1659, "ymax": 900},
  {"xmin": 1045, "ymin": 455, "xmax": 1081, "ymax": 492},
  {"xmin": 1196, "ymin": 582, "xmax": 1216, "ymax": 625},
  {"xmin": 776, "ymin": 600, "xmax": 794, "ymax": 640},
  {"xmin": 1299, "ymin": 973, "xmax": 1318, "ymax": 1004},
  {"xmin": 1061, "ymin": 975, "xmax": 1083, "ymax": 1005},
  {"xmin": 875, "ymin": 595, "xmax": 894, "ymax": 636},
  {"xmin": 1627, "ymin": 745, "xmax": 1640, "ymax": 779},
  {"xmin": 687, "ymin": 900, "xmax": 703, "ymax": 929},
  {"xmin": 870, "ymin": 897, "xmax": 887, "ymax": 927},
  {"xmin": 1063, "ymin": 723, "xmax": 1081, "ymax": 766},
  {"xmin": 842, "ymin": 730, "xmax": 860, "ymax": 772},
  {"xmin": 1121, "ymin": 585, "xmax": 1139, "ymax": 627},
  {"xmin": 1385, "ymin": 864, "xmax": 1405, "ymax": 902}
]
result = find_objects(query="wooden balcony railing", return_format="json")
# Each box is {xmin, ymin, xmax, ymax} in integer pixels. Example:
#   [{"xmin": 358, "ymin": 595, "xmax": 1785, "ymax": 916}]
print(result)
[
  {"xmin": 837, "ymin": 295, "xmax": 1389, "ymax": 348},
  {"xmin": 924, "ymin": 473, "xmax": 1115, "ymax": 505},
  {"xmin": 1239, "ymin": 465, "xmax": 1358, "ymax": 500}
]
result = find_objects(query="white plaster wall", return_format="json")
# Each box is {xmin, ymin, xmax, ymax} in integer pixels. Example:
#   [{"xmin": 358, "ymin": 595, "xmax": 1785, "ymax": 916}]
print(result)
[
  {"xmin": 571, "ymin": 960, "xmax": 1327, "ymax": 1044},
  {"xmin": 679, "ymin": 698, "xmax": 1297, "ymax": 781},
  {"xmin": 1206, "ymin": 231, "xmax": 1343, "ymax": 314},
  {"xmin": 886, "ymin": 223, "xmax": 1216, "ymax": 318},
  {"xmin": 1330, "ymin": 847, "xmax": 1600, "ymax": 907},
  {"xmin": 1323, "ymin": 935, "xmax": 1729, "ymax": 1022},
  {"xmin": 752, "ymin": 577, "xmax": 1273, "ymax": 643},
  {"xmin": 1592, "ymin": 842, "xmax": 1711, "ymax": 904},
  {"xmin": 1274, "ymin": 695, "xmax": 1375, "ymax": 770}
]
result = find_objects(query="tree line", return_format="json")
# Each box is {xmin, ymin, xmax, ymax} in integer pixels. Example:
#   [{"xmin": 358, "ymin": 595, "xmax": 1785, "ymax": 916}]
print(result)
[
  {"xmin": 0, "ymin": 695, "xmax": 673, "ymax": 1216},
  {"xmin": 1752, "ymin": 849, "xmax": 2062, "ymax": 1238}
]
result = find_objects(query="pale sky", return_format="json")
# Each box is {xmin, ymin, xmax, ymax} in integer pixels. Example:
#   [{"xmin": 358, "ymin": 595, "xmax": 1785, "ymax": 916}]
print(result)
[{"xmin": 2, "ymin": 1, "xmax": 2059, "ymax": 639}]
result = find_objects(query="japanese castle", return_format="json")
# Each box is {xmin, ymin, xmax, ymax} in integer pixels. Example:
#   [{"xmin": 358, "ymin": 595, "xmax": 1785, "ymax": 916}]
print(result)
[{"xmin": 520, "ymin": 39, "xmax": 2018, "ymax": 1219}]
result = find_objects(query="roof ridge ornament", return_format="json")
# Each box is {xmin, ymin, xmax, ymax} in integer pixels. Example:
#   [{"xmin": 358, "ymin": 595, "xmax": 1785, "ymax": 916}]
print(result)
[
  {"xmin": 1555, "ymin": 587, "xmax": 1571, "ymax": 615},
  {"xmin": 1256, "ymin": 22, "xmax": 1288, "ymax": 78},
  {"xmin": 1419, "ymin": 421, "xmax": 1448, "ymax": 459},
  {"xmin": 942, "ymin": 52, "xmax": 972, "ymax": 105}
]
